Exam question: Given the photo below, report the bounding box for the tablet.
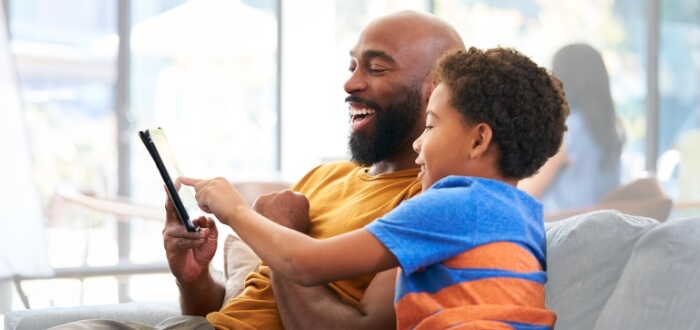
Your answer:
[138,128,200,232]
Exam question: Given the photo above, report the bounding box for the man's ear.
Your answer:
[470,123,493,159]
[421,74,436,108]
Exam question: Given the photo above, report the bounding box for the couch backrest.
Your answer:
[545,210,659,330]
[593,216,700,329]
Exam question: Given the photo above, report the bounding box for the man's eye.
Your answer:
[368,64,387,74]
[348,66,356,73]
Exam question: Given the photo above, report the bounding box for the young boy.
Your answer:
[182,46,568,330]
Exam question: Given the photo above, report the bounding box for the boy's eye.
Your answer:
[424,125,433,131]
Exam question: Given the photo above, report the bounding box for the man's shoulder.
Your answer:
[291,161,359,190]
[293,161,421,200]
[319,160,360,170]
[302,160,360,178]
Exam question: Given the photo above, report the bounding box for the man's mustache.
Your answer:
[345,96,382,112]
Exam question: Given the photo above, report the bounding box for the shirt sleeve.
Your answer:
[366,184,477,275]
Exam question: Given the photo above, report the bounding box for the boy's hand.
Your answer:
[179,176,249,225]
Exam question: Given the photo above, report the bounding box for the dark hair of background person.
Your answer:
[552,43,623,168]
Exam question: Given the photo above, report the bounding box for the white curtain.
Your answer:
[0,2,53,282]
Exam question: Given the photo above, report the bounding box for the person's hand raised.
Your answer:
[179,177,249,226]
[252,189,310,234]
[162,190,218,284]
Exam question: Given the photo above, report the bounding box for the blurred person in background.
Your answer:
[520,43,624,214]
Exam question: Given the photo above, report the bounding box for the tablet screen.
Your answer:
[140,128,200,232]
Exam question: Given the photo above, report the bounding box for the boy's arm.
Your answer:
[250,188,396,328]
[234,206,396,285]
[272,268,397,330]
[182,177,398,285]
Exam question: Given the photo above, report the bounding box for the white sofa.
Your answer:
[545,210,700,329]
[3,301,180,329]
[6,210,700,329]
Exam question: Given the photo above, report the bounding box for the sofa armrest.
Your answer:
[4,301,180,330]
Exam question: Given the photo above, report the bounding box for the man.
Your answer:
[50,10,465,330]
[169,9,465,330]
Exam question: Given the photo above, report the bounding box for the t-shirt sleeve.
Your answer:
[366,187,477,275]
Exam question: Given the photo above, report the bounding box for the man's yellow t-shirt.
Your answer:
[206,161,422,329]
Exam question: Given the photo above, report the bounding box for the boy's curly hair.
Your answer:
[432,47,569,180]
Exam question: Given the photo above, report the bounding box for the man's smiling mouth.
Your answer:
[350,108,376,123]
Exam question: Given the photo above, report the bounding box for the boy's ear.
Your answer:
[469,123,493,159]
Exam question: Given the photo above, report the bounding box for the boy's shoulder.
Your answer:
[430,175,511,190]
[425,175,539,211]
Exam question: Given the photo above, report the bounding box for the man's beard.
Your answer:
[348,89,422,167]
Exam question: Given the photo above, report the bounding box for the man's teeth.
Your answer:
[350,108,376,116]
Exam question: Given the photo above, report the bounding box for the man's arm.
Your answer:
[177,267,227,316]
[250,189,396,328]
[272,268,397,330]
[162,195,225,316]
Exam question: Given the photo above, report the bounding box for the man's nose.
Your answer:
[344,70,367,94]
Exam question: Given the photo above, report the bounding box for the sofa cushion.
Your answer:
[545,210,658,330]
[222,234,260,303]
[593,217,700,329]
[5,301,180,330]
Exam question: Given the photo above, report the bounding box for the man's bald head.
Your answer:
[366,10,465,52]
[360,10,466,84]
[345,10,465,168]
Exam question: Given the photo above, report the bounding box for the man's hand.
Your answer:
[162,193,218,284]
[252,190,310,233]
[163,191,226,316]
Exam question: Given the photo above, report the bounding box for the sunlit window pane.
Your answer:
[7,0,121,308]
[657,0,700,217]
[129,0,280,211]
[435,0,650,203]
[280,0,430,178]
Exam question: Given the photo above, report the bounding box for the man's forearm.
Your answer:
[272,275,365,330]
[177,270,226,316]
[271,269,396,330]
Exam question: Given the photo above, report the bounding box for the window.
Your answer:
[435,0,700,218]
[5,0,699,309]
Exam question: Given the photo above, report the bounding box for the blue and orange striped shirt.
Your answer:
[366,176,556,330]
